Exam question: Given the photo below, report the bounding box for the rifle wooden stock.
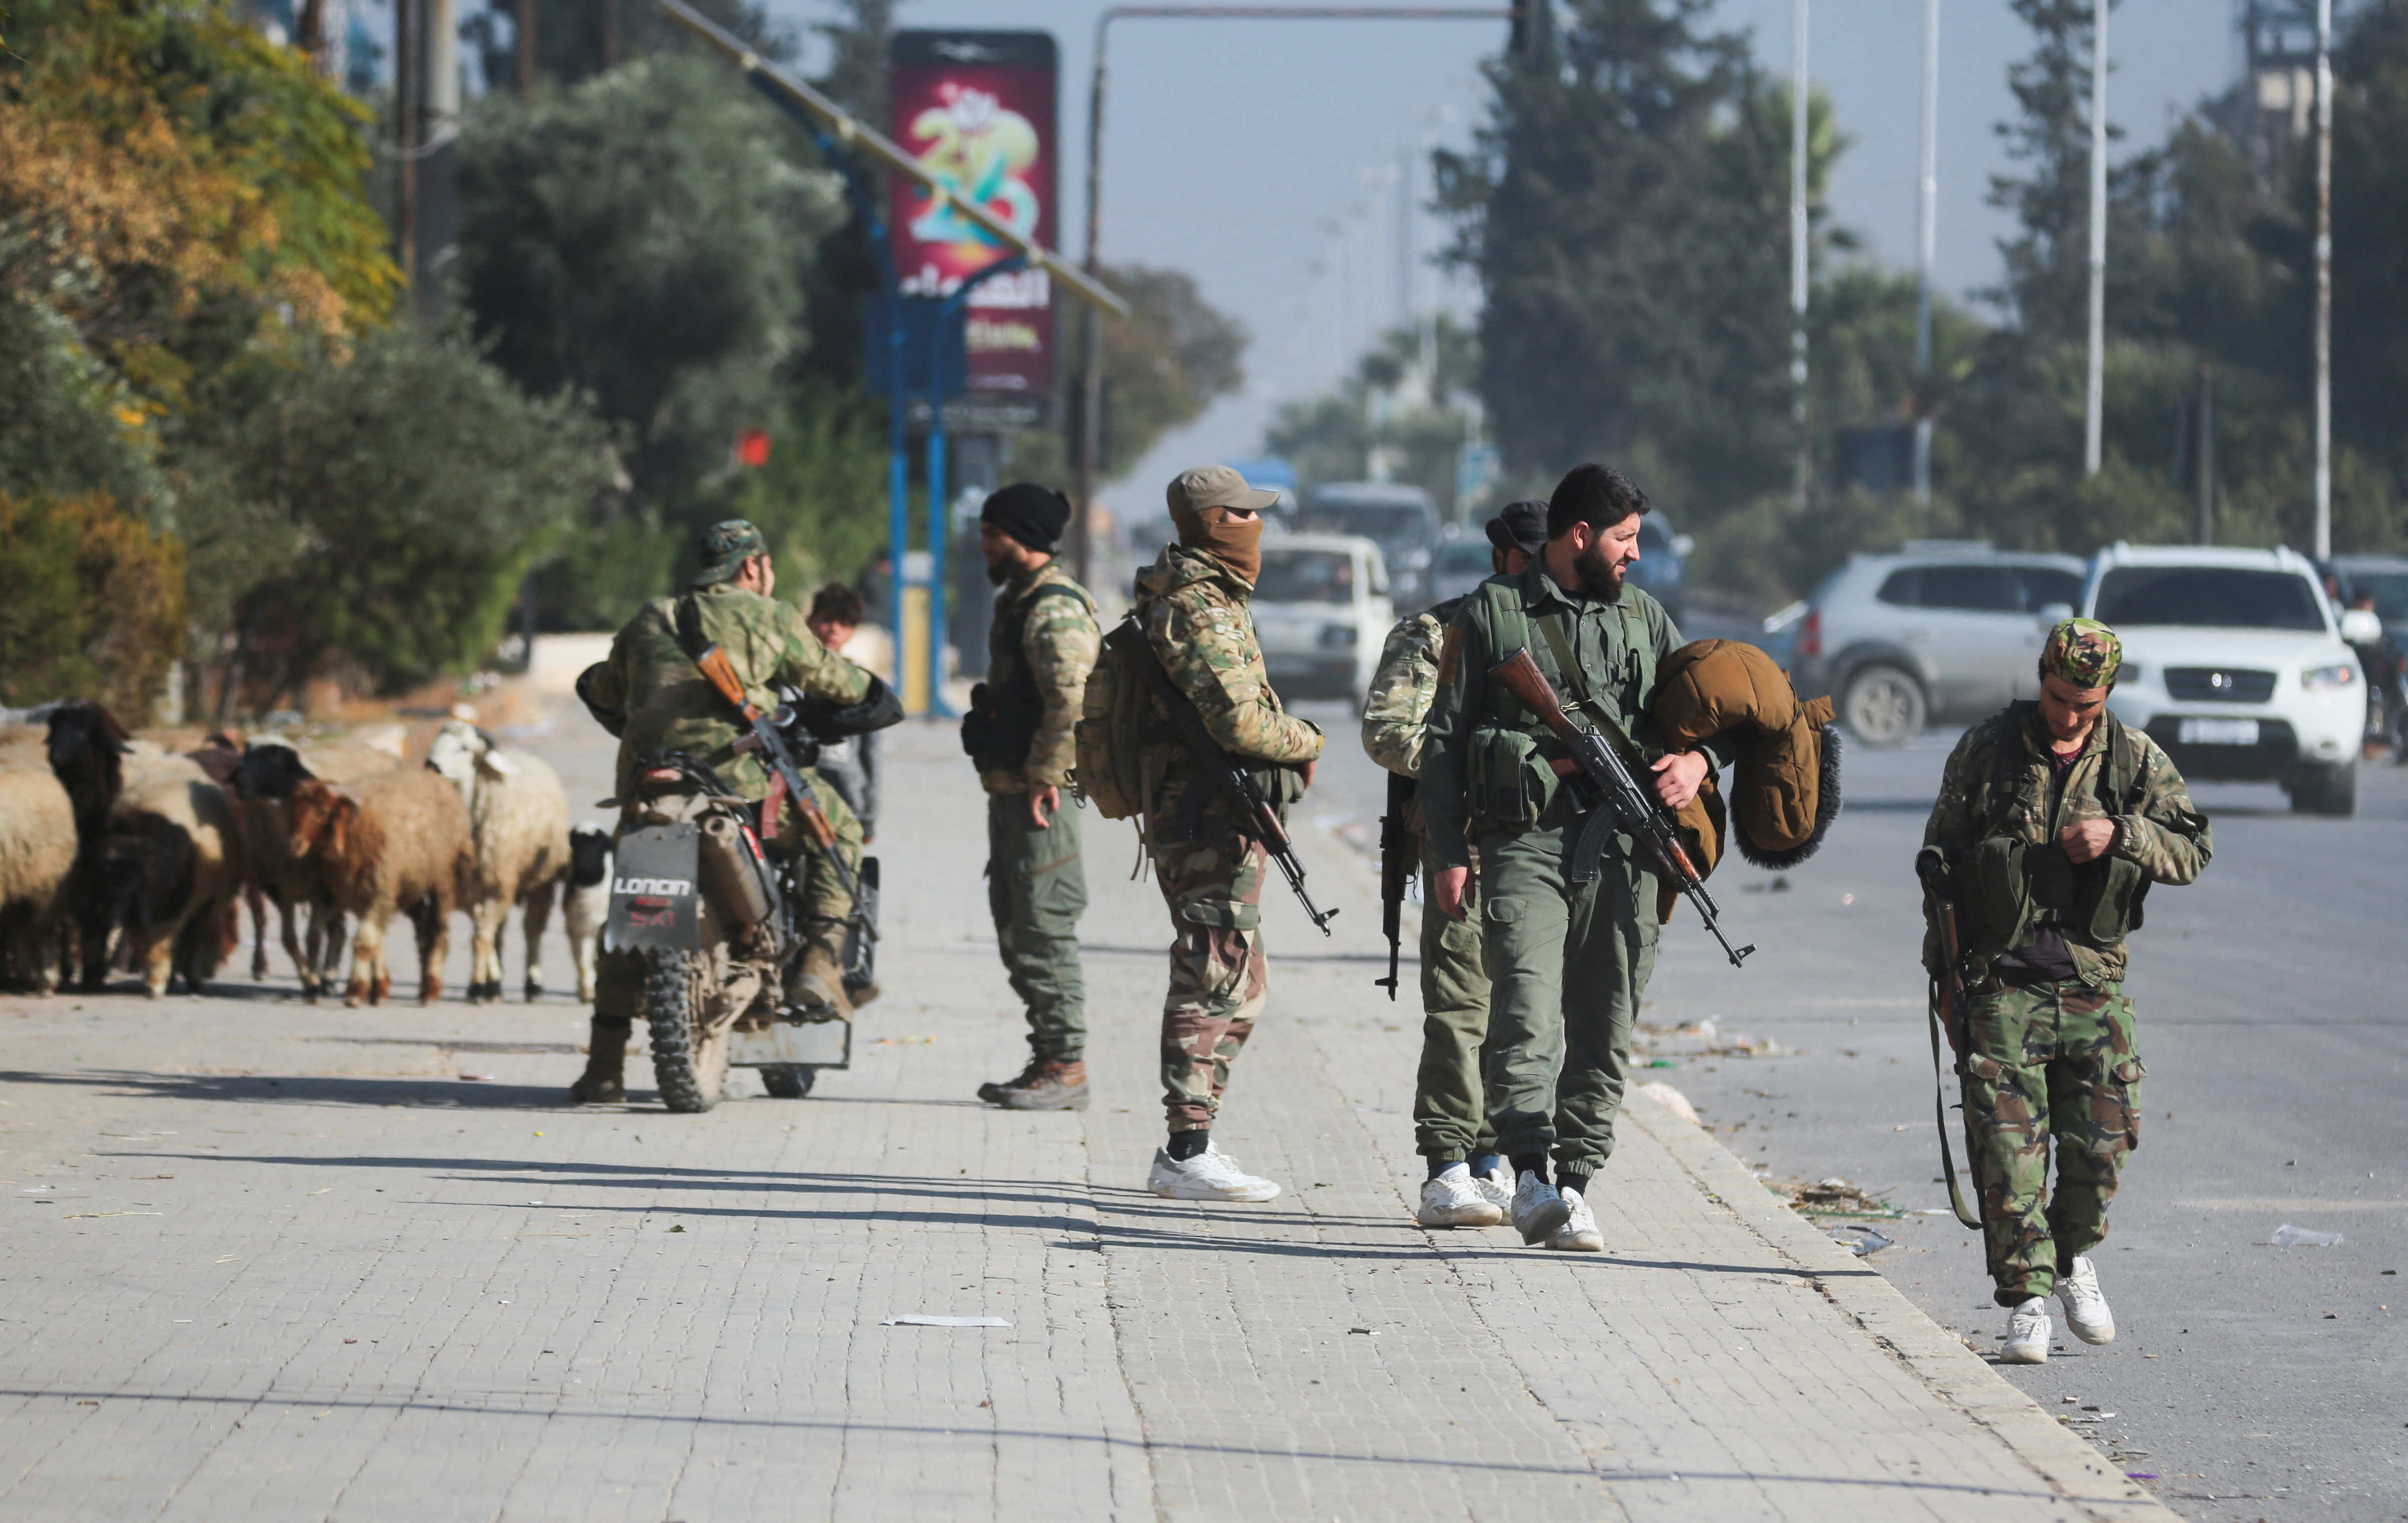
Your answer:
[1491,649,1572,735]
[693,644,759,720]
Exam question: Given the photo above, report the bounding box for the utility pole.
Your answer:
[602,0,620,69]
[2313,0,2332,559]
[2083,0,2108,476]
[517,0,536,93]
[1912,0,1937,506]
[1790,0,1810,511]
[395,0,418,285]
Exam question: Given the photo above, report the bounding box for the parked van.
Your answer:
[1248,535,1395,701]
[1300,483,1437,605]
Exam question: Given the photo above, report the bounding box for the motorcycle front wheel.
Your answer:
[643,948,729,1113]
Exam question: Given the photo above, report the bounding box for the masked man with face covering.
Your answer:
[1132,465,1325,1202]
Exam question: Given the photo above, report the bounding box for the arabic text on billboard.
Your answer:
[890,30,1058,403]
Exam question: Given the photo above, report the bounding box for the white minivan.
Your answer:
[1248,535,1394,701]
[2082,544,2379,816]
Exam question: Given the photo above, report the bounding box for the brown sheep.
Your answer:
[232,737,401,997]
[94,755,248,997]
[286,772,472,1007]
[0,730,76,992]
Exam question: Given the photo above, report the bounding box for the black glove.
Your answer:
[792,675,904,741]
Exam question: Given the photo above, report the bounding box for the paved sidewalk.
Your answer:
[0,722,2178,1521]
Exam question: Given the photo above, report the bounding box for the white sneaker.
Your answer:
[1473,1161,1514,1216]
[1148,1144,1280,1203]
[1509,1171,1571,1245]
[1547,1185,1605,1251]
[2000,1297,2051,1364]
[2056,1255,2115,1344]
[1417,1164,1504,1228]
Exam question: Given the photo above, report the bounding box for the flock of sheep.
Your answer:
[0,700,612,1008]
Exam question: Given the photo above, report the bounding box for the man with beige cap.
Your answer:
[1128,465,1324,1202]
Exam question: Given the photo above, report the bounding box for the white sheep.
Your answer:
[0,728,76,992]
[424,720,572,1003]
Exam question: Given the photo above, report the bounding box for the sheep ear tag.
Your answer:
[606,823,704,954]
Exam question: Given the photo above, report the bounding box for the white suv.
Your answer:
[2082,544,2372,816]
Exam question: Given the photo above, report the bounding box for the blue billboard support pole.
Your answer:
[924,252,1031,718]
[747,74,912,695]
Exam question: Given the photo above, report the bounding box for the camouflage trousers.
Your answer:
[1151,815,1269,1133]
[593,779,863,1029]
[987,792,1089,1062]
[1414,837,1499,1161]
[1961,974,2144,1306]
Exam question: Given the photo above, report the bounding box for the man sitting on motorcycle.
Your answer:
[570,519,889,1104]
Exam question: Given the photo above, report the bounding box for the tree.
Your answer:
[219,324,615,701]
[0,491,186,716]
[1264,314,1482,516]
[1437,0,1844,521]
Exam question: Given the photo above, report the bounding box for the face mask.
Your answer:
[1176,507,1264,585]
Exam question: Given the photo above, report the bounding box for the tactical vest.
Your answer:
[1954,702,2154,959]
[1463,576,1657,831]
[962,581,1090,774]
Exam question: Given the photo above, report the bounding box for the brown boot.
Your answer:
[991,1058,1089,1111]
[569,1020,628,1104]
[789,920,853,1022]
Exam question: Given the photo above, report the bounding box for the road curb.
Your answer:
[1623,1087,2182,1521]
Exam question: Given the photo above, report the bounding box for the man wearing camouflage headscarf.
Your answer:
[570,519,885,1103]
[1918,616,2212,1364]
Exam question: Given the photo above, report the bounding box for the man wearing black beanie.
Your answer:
[964,483,1103,1110]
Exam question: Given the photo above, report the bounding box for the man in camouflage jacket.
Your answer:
[1135,465,1323,1203]
[1919,617,2211,1363]
[570,520,880,1102]
[1361,501,1544,1229]
[963,484,1103,1111]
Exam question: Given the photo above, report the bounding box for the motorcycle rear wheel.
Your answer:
[644,949,729,1113]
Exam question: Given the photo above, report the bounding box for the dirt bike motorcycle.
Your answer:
[606,693,886,1112]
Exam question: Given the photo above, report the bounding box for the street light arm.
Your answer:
[658,0,1131,319]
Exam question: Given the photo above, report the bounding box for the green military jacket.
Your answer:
[587,582,873,802]
[1922,703,2212,985]
[1420,567,1707,872]
[1133,543,1324,822]
[981,560,1103,796]
[1360,596,1467,781]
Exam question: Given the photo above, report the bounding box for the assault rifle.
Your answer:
[1375,770,1416,998]
[1488,648,1754,968]
[1102,619,1337,936]
[1915,846,1983,1229]
[691,642,861,910]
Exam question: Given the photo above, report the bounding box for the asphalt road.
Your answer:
[1291,695,2408,1523]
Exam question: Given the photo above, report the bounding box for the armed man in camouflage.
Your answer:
[570,520,882,1103]
[963,484,1103,1111]
[1134,465,1324,1202]
[1362,500,1545,1229]
[1420,464,1722,1253]
[1920,617,2210,1364]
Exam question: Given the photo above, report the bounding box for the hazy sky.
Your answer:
[766,0,2246,516]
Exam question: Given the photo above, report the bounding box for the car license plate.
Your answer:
[2178,717,2260,746]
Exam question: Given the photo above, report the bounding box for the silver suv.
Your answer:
[1778,544,2088,746]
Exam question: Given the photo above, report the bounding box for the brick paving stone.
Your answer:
[0,721,2178,1522]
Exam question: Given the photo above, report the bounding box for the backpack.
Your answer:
[1072,617,1151,821]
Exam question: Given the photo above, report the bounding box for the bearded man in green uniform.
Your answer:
[1919,617,2211,1364]
[570,520,886,1103]
[1135,465,1324,1203]
[1361,500,1544,1230]
[1419,464,1720,1252]
[965,483,1103,1112]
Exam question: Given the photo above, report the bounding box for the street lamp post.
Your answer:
[1912,0,1938,507]
[2082,0,2109,477]
[1791,0,1810,511]
[2313,0,2332,560]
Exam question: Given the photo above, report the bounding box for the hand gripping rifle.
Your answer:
[1489,648,1754,968]
[1915,846,1983,1229]
[690,642,862,912]
[1102,619,1337,936]
[1375,770,1416,998]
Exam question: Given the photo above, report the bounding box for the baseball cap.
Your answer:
[1484,499,1550,557]
[1167,464,1280,518]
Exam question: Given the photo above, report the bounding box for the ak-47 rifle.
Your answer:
[690,640,861,911]
[1102,618,1337,936]
[1375,770,1416,998]
[1488,648,1754,968]
[1915,846,1983,1229]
